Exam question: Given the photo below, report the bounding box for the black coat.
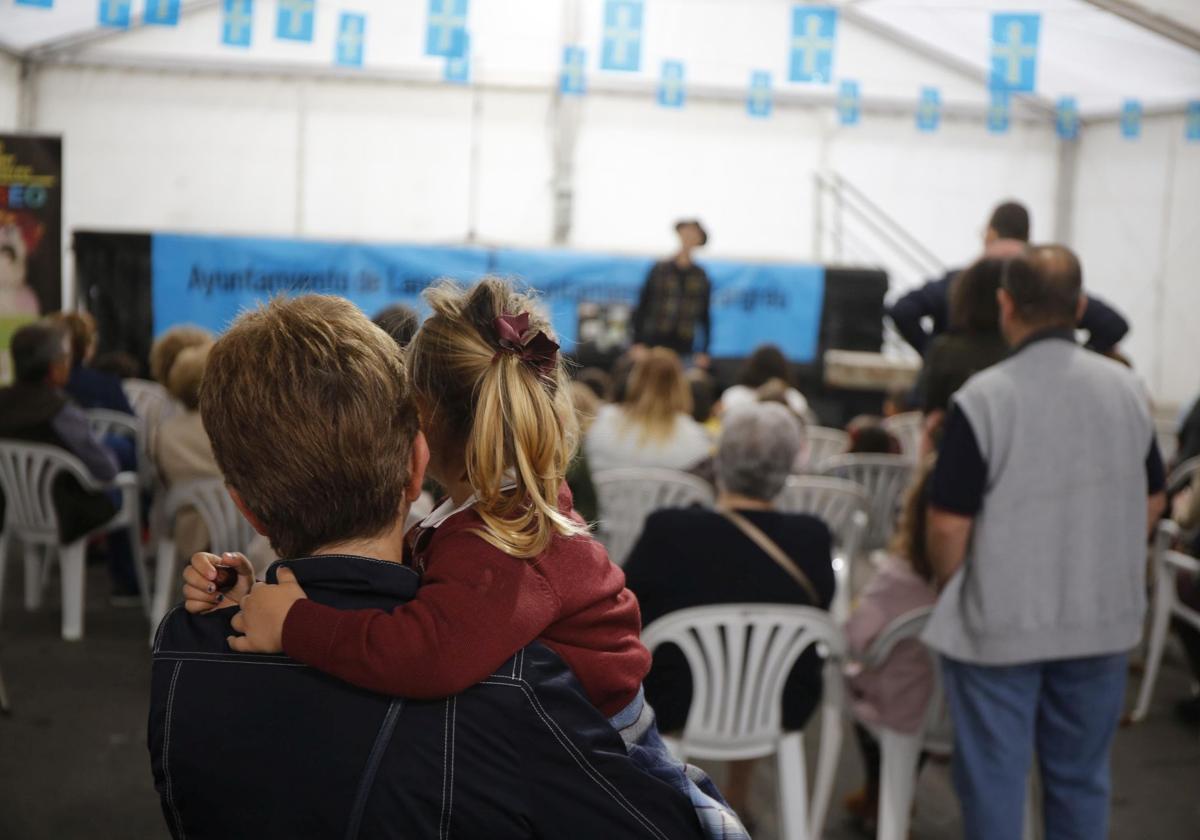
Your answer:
[623,507,835,732]
[148,554,704,840]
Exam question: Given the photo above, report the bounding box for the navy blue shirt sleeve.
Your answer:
[1146,438,1165,495]
[1079,294,1129,353]
[930,405,988,516]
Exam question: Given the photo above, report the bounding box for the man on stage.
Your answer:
[631,219,712,368]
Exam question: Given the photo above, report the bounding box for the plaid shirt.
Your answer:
[632,260,712,355]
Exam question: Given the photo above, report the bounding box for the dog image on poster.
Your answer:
[0,214,43,317]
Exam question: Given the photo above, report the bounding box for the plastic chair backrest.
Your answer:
[820,454,915,551]
[803,427,850,473]
[883,412,924,461]
[1168,455,1200,495]
[775,475,870,551]
[861,606,952,752]
[0,440,93,540]
[164,478,258,553]
[592,468,715,566]
[641,603,847,759]
[86,408,141,445]
[124,379,177,425]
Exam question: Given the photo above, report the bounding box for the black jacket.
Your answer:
[631,260,712,356]
[623,507,835,732]
[888,271,1130,356]
[148,554,704,840]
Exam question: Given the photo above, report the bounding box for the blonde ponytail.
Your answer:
[408,277,586,558]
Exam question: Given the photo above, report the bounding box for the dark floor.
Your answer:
[1,559,1198,839]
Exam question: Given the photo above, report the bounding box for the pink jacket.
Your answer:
[844,555,938,735]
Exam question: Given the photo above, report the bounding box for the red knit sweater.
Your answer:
[281,485,650,717]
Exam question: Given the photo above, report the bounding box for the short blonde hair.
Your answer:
[621,348,692,443]
[151,325,213,385]
[166,343,212,410]
[407,277,585,558]
[200,295,419,559]
[48,311,96,366]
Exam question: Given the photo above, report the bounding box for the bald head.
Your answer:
[999,245,1083,331]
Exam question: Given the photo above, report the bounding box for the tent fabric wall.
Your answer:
[0,53,19,132]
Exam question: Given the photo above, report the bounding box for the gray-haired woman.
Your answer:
[624,402,835,825]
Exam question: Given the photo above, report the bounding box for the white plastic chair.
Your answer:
[642,604,846,840]
[592,468,715,566]
[801,426,850,473]
[1130,519,1198,722]
[775,475,870,621]
[820,455,915,553]
[882,412,924,462]
[86,408,155,490]
[150,478,259,635]
[0,440,146,640]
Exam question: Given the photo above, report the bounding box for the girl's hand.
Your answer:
[227,567,307,654]
[182,552,255,614]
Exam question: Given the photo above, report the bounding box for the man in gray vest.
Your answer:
[923,245,1166,840]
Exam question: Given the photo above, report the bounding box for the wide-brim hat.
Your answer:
[674,219,708,246]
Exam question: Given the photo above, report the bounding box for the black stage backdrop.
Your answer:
[75,231,887,425]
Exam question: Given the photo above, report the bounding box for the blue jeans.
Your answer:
[942,653,1128,840]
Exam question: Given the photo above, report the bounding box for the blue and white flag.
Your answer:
[1187,101,1200,143]
[916,87,940,133]
[144,0,180,25]
[990,13,1039,93]
[1121,100,1142,139]
[988,89,1010,134]
[838,80,860,126]
[601,0,643,72]
[445,35,471,84]
[658,61,685,109]
[1056,96,1079,140]
[560,46,586,96]
[15,0,54,7]
[276,0,314,42]
[426,0,468,58]
[98,0,131,28]
[335,13,365,68]
[789,6,837,84]
[747,71,772,119]
[221,0,253,48]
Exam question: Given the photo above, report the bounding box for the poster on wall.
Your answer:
[151,233,826,363]
[0,134,62,380]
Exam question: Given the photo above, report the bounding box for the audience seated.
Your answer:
[91,350,142,380]
[567,380,600,523]
[150,294,710,839]
[1178,392,1200,466]
[585,347,712,473]
[0,321,139,599]
[687,368,719,433]
[133,325,213,453]
[372,302,419,348]
[757,377,811,470]
[1169,474,1200,724]
[914,258,1008,417]
[152,343,220,560]
[576,366,614,402]
[842,458,939,833]
[720,344,809,418]
[623,402,835,822]
[50,311,135,416]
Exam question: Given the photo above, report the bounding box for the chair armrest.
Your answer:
[1164,550,1200,577]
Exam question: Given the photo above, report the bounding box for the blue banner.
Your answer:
[917,87,940,132]
[560,46,586,95]
[445,36,471,84]
[601,0,643,72]
[988,88,1010,134]
[748,71,772,118]
[98,0,131,28]
[838,79,860,126]
[426,0,468,58]
[16,0,54,7]
[222,0,253,48]
[1187,101,1200,143]
[1121,100,1142,139]
[1057,96,1079,140]
[990,13,1039,93]
[276,0,314,42]
[151,234,826,362]
[789,6,837,84]
[336,13,365,67]
[145,0,180,26]
[658,61,685,108]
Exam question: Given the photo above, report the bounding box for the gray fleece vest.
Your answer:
[923,336,1154,665]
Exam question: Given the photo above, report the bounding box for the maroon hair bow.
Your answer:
[493,312,559,375]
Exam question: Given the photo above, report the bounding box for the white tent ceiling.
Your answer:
[1,0,1197,118]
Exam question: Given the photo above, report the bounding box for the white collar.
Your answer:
[418,479,519,530]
